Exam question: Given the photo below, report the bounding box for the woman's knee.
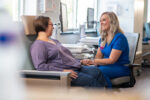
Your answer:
[98,67,112,75]
[81,66,102,78]
[81,66,100,72]
[71,72,94,86]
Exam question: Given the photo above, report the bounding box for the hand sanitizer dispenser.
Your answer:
[52,24,57,39]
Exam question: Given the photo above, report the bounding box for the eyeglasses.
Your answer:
[48,23,53,27]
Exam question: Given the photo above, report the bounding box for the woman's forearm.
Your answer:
[95,55,103,59]
[94,58,115,65]
[94,49,122,65]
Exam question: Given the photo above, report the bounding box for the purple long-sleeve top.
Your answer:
[30,39,81,71]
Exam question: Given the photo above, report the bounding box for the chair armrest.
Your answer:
[20,70,71,87]
[124,64,141,68]
[21,70,70,78]
[128,64,141,67]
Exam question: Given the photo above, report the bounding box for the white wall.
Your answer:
[147,0,150,22]
[23,0,60,24]
[36,0,60,24]
[23,0,37,15]
[97,0,134,33]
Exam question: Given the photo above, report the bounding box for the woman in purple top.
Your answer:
[30,16,107,88]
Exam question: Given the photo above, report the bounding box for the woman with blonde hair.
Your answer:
[82,12,130,88]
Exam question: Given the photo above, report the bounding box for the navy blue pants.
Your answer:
[71,66,107,88]
[98,65,130,88]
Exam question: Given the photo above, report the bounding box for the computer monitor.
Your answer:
[87,8,94,29]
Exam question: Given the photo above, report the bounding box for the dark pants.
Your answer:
[71,66,107,88]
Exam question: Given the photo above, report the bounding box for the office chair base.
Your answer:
[142,59,150,67]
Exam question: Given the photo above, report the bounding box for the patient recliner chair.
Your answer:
[21,16,71,88]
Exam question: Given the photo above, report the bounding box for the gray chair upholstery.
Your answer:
[111,32,140,87]
[21,16,71,88]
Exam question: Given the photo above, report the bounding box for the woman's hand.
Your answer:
[81,59,94,66]
[63,69,78,79]
[93,59,99,66]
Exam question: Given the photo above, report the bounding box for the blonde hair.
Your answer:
[99,12,124,47]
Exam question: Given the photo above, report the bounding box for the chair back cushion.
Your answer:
[124,33,139,64]
[21,16,36,35]
[21,15,37,70]
[22,35,36,70]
